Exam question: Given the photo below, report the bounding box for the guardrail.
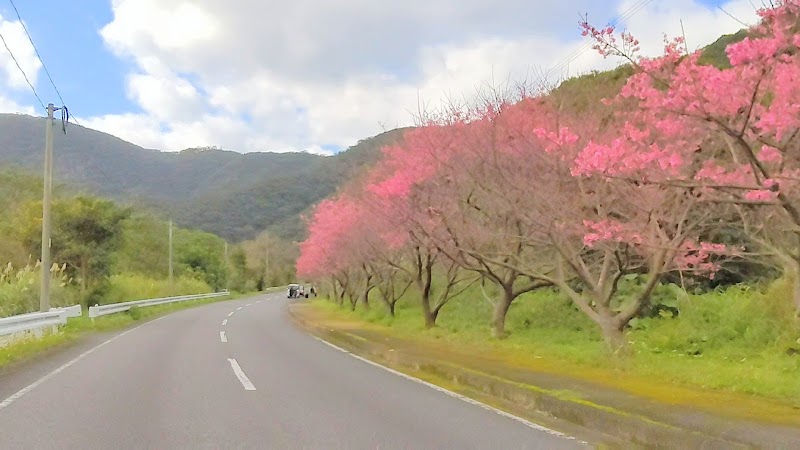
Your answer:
[0,309,68,337]
[51,304,82,318]
[88,291,230,318]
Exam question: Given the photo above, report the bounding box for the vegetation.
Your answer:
[0,263,78,317]
[296,1,800,403]
[0,116,406,242]
[234,230,299,290]
[311,276,800,404]
[0,168,265,318]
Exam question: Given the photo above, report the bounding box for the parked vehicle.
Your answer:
[287,283,301,298]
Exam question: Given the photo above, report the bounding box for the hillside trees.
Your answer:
[173,228,227,291]
[1,169,240,312]
[112,214,170,278]
[17,196,131,302]
[240,230,297,290]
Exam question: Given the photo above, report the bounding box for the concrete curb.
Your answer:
[288,305,799,449]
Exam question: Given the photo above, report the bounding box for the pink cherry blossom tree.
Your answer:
[297,196,378,310]
[366,129,478,327]
[578,0,800,313]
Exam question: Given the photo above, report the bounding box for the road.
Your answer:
[0,293,586,449]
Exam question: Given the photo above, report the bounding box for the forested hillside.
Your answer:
[0,115,406,241]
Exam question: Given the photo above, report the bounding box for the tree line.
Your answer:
[0,169,295,317]
[296,2,800,349]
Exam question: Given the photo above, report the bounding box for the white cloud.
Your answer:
[0,14,41,113]
[0,93,34,115]
[86,0,760,153]
[304,145,335,156]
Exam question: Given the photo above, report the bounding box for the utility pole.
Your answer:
[168,219,174,293]
[39,103,55,312]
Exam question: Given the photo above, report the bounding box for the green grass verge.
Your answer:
[0,289,278,369]
[311,279,800,408]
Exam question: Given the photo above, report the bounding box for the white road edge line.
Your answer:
[311,336,585,445]
[246,303,252,307]
[256,300,262,304]
[228,312,234,317]
[228,358,256,391]
[220,331,227,343]
[236,307,243,311]
[222,319,228,326]
[0,315,170,412]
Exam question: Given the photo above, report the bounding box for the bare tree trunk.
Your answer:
[332,278,346,307]
[379,288,397,316]
[330,278,340,304]
[340,277,358,311]
[421,295,437,328]
[377,290,394,315]
[347,281,358,311]
[490,285,513,338]
[599,318,626,353]
[415,249,437,328]
[361,285,373,309]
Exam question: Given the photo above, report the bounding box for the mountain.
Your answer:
[0,113,407,241]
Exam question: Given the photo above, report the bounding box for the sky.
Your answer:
[0,0,760,155]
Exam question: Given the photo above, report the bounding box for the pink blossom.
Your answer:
[744,190,777,201]
[759,146,783,163]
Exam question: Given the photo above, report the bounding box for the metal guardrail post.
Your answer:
[87,291,230,319]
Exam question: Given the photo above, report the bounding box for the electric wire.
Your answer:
[8,0,64,107]
[5,0,78,127]
[0,27,44,110]
[543,0,658,83]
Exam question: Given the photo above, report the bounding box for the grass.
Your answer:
[103,273,212,305]
[311,279,800,412]
[0,288,274,369]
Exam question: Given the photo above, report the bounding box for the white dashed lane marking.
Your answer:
[228,358,256,391]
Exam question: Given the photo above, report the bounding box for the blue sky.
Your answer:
[0,0,758,154]
[0,1,129,118]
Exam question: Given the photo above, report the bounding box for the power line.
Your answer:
[7,0,65,107]
[543,0,658,83]
[0,27,44,110]
[5,0,79,127]
[565,0,655,71]
[717,5,751,28]
[545,0,655,80]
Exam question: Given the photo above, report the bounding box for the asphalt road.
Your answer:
[0,293,586,449]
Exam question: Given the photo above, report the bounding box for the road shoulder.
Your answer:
[288,302,800,448]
